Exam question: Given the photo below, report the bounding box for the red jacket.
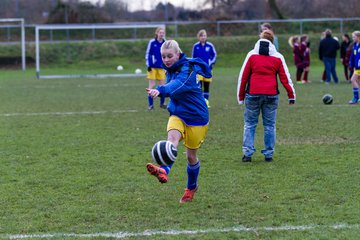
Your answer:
[237,39,296,103]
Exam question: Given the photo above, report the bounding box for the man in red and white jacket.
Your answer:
[237,35,296,103]
[237,30,295,163]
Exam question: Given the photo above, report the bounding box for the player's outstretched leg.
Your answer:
[146,163,168,183]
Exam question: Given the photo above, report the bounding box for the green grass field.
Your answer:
[1,64,360,239]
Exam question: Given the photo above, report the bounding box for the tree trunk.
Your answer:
[268,0,284,19]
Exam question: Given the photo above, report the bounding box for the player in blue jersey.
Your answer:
[145,27,166,110]
[146,40,212,203]
[348,31,360,104]
[192,29,217,108]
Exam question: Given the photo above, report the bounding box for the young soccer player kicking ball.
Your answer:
[146,40,212,203]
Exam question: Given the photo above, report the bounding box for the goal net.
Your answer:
[35,23,165,79]
[0,18,26,70]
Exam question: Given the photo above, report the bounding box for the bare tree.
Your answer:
[103,0,128,21]
[0,0,359,24]
[268,0,284,19]
[278,0,360,18]
[0,0,59,23]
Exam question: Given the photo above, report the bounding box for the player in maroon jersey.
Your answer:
[301,35,311,83]
[340,33,352,82]
[292,36,304,83]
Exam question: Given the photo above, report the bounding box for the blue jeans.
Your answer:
[243,94,278,158]
[323,57,339,83]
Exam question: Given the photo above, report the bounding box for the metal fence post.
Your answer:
[92,28,96,40]
[175,23,178,38]
[7,27,11,41]
[340,18,343,33]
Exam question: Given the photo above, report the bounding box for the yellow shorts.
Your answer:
[197,74,212,83]
[147,68,166,81]
[354,69,360,76]
[167,116,208,149]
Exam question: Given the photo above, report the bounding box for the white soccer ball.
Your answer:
[117,65,123,71]
[135,68,142,74]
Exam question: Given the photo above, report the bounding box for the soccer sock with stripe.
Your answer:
[296,68,303,81]
[303,71,308,81]
[203,82,210,100]
[161,163,173,175]
[353,88,359,100]
[160,96,165,105]
[186,160,200,190]
[148,94,154,107]
[203,92,210,100]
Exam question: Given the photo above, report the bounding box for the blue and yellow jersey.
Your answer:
[191,41,217,69]
[145,38,165,68]
[157,54,212,126]
[349,42,360,70]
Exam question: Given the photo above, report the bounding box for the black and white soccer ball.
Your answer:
[322,94,333,105]
[151,140,177,166]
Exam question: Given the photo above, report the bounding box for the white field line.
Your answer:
[0,110,138,117]
[5,224,360,239]
[0,103,355,118]
[0,83,144,89]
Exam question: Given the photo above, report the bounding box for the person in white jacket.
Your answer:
[237,30,296,163]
